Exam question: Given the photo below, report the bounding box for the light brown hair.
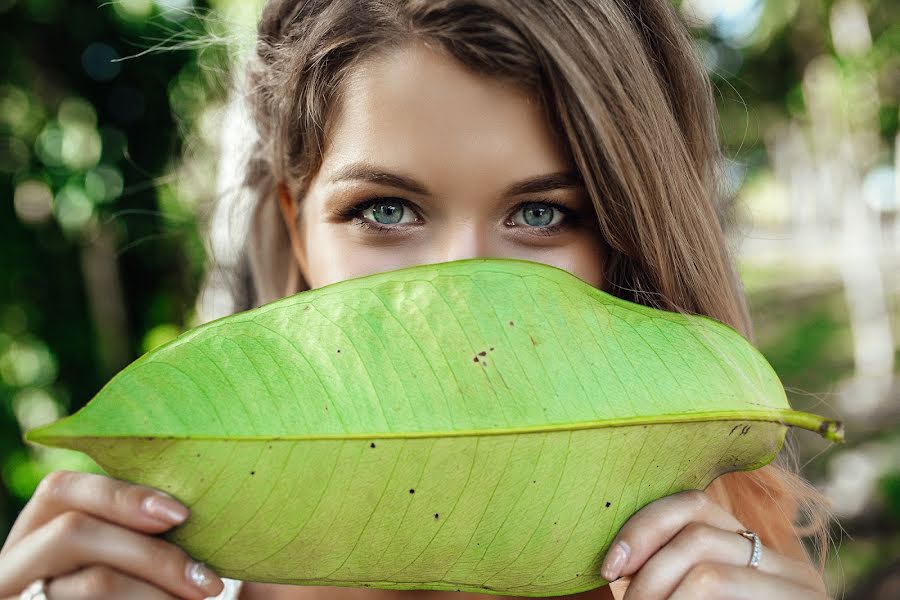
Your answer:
[200,0,833,572]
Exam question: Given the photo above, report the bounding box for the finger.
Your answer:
[668,563,831,600]
[0,512,223,599]
[600,489,744,581]
[2,470,189,553]
[622,523,826,600]
[46,565,181,599]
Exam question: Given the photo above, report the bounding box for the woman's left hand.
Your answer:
[599,489,830,599]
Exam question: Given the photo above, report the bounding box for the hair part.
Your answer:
[197,0,834,574]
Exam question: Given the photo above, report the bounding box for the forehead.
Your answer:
[319,42,572,189]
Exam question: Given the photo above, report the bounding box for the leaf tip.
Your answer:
[22,423,50,446]
[21,416,72,448]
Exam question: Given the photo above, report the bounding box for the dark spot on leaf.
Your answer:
[434,513,439,519]
[195,453,200,458]
[533,480,536,483]
[370,442,376,448]
[729,424,741,436]
[529,335,537,346]
[337,349,341,353]
[576,574,580,577]
[605,501,611,508]
[409,489,415,494]
[490,347,494,351]
[509,320,514,326]
[473,356,479,362]
[478,351,487,356]
[553,521,557,525]
[250,471,256,475]
[145,437,155,441]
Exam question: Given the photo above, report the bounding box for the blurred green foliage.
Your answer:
[1,0,217,531]
[1,0,898,598]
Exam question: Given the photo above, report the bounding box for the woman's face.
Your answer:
[283,41,605,290]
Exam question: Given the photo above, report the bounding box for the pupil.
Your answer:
[523,203,553,227]
[373,202,403,224]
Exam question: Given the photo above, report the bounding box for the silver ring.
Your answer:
[738,529,762,569]
[19,578,49,600]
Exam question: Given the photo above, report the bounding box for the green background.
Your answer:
[1,1,897,598]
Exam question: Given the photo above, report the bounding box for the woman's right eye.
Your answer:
[359,199,418,226]
[334,197,423,235]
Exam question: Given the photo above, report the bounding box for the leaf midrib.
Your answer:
[28,408,839,442]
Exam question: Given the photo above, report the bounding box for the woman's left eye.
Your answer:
[508,201,568,230]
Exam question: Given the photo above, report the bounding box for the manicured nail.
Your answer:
[601,539,630,581]
[142,493,189,525]
[187,561,223,595]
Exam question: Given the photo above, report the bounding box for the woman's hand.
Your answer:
[599,489,829,600]
[0,470,225,599]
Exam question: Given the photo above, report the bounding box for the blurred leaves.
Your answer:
[0,0,217,533]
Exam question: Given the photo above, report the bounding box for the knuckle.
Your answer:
[683,562,729,593]
[77,565,122,595]
[51,510,92,539]
[34,470,75,501]
[678,521,713,546]
[680,489,710,512]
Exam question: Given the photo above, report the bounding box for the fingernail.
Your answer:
[601,539,630,581]
[187,561,223,595]
[142,493,189,525]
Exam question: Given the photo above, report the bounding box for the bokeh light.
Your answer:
[13,180,54,225]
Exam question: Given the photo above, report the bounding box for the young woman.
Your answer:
[0,1,835,599]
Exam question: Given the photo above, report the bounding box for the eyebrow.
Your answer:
[328,162,583,197]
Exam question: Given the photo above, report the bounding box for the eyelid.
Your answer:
[336,197,423,222]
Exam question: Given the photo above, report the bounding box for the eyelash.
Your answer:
[337,198,579,237]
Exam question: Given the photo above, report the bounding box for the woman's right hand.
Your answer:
[0,470,225,599]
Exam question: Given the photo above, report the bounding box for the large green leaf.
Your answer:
[24,257,842,596]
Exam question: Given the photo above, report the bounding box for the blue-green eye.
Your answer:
[370,201,403,224]
[359,200,417,226]
[522,203,553,226]
[339,197,576,237]
[514,202,565,228]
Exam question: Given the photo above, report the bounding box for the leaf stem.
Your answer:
[774,409,845,443]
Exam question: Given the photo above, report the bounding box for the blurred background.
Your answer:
[0,0,897,597]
